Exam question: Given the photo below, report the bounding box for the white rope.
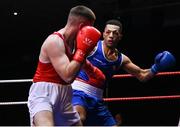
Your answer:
[0,79,31,105]
[0,101,27,105]
[0,79,32,83]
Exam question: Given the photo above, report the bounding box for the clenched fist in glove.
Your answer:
[77,60,106,88]
[73,26,101,63]
[151,51,176,74]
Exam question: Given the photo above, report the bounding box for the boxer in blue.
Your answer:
[72,19,176,126]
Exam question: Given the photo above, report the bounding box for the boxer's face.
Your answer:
[103,24,123,48]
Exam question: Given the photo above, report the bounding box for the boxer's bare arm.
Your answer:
[42,35,82,83]
[121,54,154,82]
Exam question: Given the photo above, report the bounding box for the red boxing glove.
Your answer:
[82,60,106,88]
[73,26,101,63]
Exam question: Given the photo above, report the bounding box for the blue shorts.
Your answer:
[72,90,116,126]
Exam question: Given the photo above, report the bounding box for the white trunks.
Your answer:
[27,82,80,126]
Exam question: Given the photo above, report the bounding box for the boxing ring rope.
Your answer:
[0,101,27,105]
[0,71,179,84]
[103,95,180,101]
[0,71,179,105]
[0,79,33,83]
[112,71,180,78]
[1,95,180,106]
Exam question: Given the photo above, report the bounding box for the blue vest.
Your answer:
[87,40,123,81]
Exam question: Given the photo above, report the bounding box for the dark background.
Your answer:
[0,0,179,126]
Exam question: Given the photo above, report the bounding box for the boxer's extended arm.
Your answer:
[122,51,176,82]
[122,54,154,82]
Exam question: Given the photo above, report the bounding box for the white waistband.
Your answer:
[71,80,103,99]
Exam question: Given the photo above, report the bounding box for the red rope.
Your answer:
[103,95,180,102]
[113,71,180,79]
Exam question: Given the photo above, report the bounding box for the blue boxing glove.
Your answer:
[151,51,176,74]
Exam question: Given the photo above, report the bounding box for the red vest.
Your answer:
[33,32,72,84]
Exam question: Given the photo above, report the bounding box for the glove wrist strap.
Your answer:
[73,49,86,63]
